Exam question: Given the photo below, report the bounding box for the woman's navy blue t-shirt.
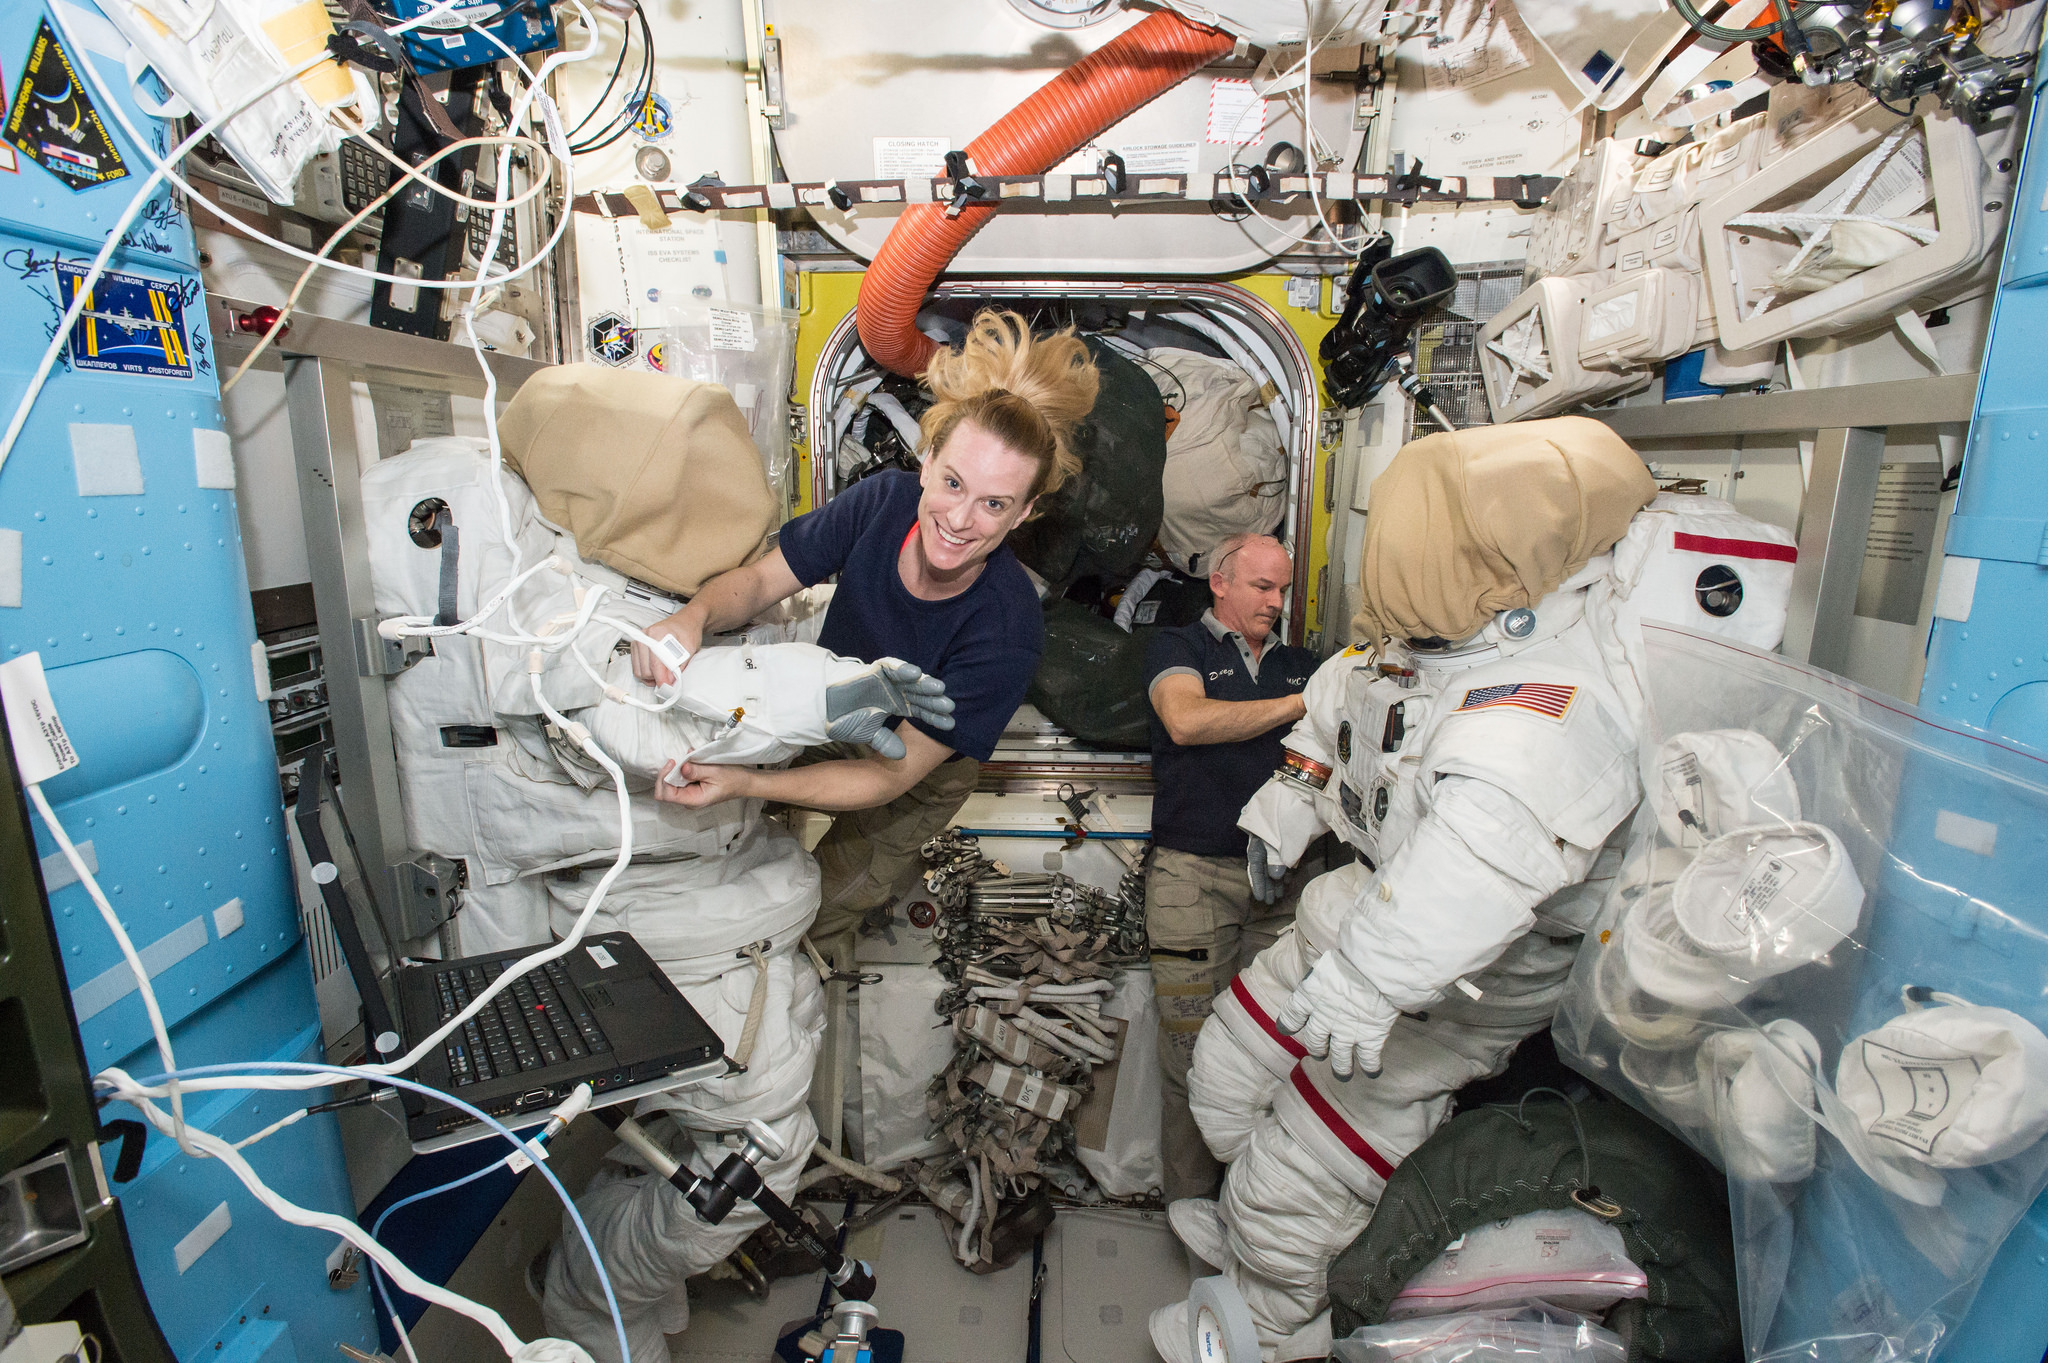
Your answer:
[777,470,1042,762]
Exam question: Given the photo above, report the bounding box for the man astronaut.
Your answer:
[1151,415,1662,1357]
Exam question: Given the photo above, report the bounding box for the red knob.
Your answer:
[236,305,287,337]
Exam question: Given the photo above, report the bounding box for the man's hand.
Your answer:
[825,658,956,759]
[654,759,751,808]
[631,612,704,688]
[1247,837,1288,906]
[1275,950,1399,1080]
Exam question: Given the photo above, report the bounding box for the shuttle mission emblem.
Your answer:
[588,312,637,367]
[7,19,127,190]
[56,263,193,380]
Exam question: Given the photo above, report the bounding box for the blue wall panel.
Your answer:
[1915,32,2048,1363]
[0,5,375,1358]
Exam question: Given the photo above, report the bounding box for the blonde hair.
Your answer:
[917,309,1100,501]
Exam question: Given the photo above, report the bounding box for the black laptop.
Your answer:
[294,768,726,1151]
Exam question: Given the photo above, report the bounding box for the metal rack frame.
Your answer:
[1591,372,1977,673]
[211,295,550,943]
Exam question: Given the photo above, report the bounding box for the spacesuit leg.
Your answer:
[805,746,982,970]
[541,1107,817,1363]
[1213,933,1580,1343]
[1149,848,1306,1201]
[1187,862,1371,1164]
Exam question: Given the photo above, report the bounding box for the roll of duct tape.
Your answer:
[1188,1275,1260,1363]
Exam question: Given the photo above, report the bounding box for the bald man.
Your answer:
[1143,534,1322,1201]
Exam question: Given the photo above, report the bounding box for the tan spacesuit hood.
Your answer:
[1351,415,1655,649]
[498,365,778,598]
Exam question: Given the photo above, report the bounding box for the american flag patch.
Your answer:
[1455,682,1578,720]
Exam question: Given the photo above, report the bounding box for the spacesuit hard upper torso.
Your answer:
[1244,563,1641,976]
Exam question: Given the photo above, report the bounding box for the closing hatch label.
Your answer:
[57,262,194,379]
[6,19,127,191]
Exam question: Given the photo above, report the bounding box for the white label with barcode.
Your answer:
[0,653,79,785]
[588,944,618,970]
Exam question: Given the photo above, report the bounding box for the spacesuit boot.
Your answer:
[1172,571,1644,1348]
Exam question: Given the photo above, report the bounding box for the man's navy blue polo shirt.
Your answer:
[1144,610,1317,857]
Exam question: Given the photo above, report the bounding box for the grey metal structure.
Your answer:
[1591,373,1977,674]
[211,294,552,943]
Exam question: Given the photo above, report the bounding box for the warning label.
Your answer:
[57,263,194,379]
[6,19,127,191]
[1857,1038,1981,1157]
[1725,849,1793,936]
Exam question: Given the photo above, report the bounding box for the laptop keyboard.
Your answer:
[434,958,612,1087]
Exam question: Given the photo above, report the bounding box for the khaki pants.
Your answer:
[802,745,982,971]
[1147,845,1314,1202]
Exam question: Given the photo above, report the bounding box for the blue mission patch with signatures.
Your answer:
[56,262,194,380]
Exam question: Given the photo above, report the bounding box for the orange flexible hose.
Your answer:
[854,9,1237,377]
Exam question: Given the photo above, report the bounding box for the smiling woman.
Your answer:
[630,308,1101,969]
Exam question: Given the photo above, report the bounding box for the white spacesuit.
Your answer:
[1155,418,1796,1357]
[358,424,947,1363]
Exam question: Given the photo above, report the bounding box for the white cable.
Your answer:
[105,1067,526,1354]
[222,129,555,392]
[0,34,345,480]
[26,784,197,1152]
[102,1066,623,1360]
[35,0,647,1106]
[49,6,590,294]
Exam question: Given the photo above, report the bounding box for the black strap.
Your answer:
[433,509,460,627]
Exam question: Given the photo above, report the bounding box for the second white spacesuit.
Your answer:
[357,407,950,1363]
[1156,417,1796,1356]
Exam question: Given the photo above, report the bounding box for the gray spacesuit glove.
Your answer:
[825,658,957,760]
[1274,950,1400,1080]
[1247,837,1287,906]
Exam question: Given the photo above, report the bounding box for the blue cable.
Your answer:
[118,1062,630,1363]
[368,1147,533,1358]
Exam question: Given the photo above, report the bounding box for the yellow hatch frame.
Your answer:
[790,271,1342,642]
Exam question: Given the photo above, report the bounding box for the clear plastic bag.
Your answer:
[1385,1209,1649,1320]
[640,301,800,511]
[1332,1305,1628,1362]
[1555,622,2048,1362]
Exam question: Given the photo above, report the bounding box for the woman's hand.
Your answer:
[653,759,751,808]
[631,611,705,687]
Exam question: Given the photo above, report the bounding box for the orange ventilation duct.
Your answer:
[854,9,1237,377]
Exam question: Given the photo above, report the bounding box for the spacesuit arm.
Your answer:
[1277,775,1588,1077]
[1235,649,1360,866]
[1337,775,1587,1012]
[566,642,953,782]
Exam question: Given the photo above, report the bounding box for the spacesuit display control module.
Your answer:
[1157,417,1797,1357]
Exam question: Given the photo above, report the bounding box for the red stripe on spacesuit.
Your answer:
[1230,976,1307,1059]
[1289,1065,1396,1180]
[1672,531,1797,563]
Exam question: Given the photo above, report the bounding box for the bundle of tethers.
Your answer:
[910,829,1145,1271]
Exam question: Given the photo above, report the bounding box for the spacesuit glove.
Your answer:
[825,657,956,759]
[1247,837,1287,906]
[1274,950,1398,1080]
